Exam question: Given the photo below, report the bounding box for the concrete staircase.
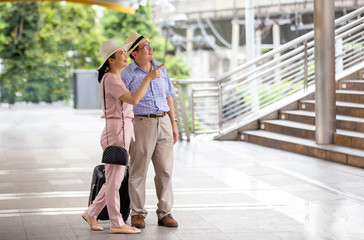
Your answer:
[240,72,364,168]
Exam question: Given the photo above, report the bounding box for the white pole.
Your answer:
[186,26,193,69]
[230,0,239,70]
[230,21,240,69]
[245,0,255,61]
[273,22,281,84]
[255,29,261,57]
[245,0,259,113]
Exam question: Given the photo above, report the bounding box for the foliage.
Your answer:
[0,2,40,103]
[101,4,190,79]
[163,54,191,80]
[38,2,103,69]
[0,2,190,104]
[0,2,101,104]
[102,3,158,42]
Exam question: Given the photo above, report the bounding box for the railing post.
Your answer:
[191,90,195,134]
[336,37,343,74]
[176,83,190,141]
[218,82,223,133]
[303,41,308,91]
[273,21,281,85]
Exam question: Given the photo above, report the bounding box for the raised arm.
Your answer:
[120,64,164,105]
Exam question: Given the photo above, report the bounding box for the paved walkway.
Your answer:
[1,104,364,240]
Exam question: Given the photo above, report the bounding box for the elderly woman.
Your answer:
[82,39,163,234]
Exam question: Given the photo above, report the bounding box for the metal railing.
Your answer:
[173,7,364,139]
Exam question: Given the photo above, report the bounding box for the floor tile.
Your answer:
[2,106,364,240]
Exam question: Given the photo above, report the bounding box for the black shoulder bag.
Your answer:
[101,77,128,165]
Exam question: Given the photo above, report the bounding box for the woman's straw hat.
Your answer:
[123,32,150,55]
[98,40,132,70]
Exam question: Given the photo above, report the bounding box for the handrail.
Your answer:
[174,78,214,84]
[172,7,364,137]
[214,7,364,83]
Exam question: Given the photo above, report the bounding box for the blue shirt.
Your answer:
[120,60,175,115]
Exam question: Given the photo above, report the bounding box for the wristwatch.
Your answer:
[172,117,178,122]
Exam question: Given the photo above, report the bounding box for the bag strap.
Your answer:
[102,76,125,148]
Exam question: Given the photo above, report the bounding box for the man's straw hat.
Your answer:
[123,32,150,55]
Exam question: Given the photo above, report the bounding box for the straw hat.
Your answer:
[123,32,150,55]
[98,40,132,70]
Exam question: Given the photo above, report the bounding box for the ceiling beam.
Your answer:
[0,0,136,14]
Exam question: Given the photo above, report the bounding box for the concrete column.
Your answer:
[314,0,336,144]
[245,0,255,61]
[245,0,259,113]
[273,22,281,84]
[255,30,261,57]
[175,45,181,57]
[186,26,193,69]
[218,58,224,76]
[273,22,281,56]
[230,20,240,69]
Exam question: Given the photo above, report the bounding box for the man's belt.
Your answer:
[135,112,167,118]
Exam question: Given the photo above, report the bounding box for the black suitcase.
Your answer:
[88,164,130,222]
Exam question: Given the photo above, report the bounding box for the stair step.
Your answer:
[260,120,364,149]
[260,120,315,139]
[337,115,364,132]
[336,90,364,103]
[337,115,364,123]
[335,129,364,149]
[240,130,364,167]
[299,100,316,111]
[279,110,315,124]
[336,101,364,118]
[299,100,364,117]
[280,110,364,132]
[339,80,364,91]
[336,90,364,94]
[301,100,364,108]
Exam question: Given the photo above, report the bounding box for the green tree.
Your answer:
[0,2,189,104]
[0,2,40,103]
[102,3,158,42]
[101,4,190,79]
[35,2,103,103]
[38,2,103,69]
[0,2,102,104]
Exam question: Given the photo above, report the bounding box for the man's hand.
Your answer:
[171,121,179,144]
[166,96,178,144]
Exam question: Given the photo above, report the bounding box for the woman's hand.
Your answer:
[146,64,164,81]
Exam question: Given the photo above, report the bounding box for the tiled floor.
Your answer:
[1,104,364,240]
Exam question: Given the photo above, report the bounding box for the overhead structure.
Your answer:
[165,0,364,20]
[0,0,140,14]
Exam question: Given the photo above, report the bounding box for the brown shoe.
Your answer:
[158,214,178,228]
[131,215,145,229]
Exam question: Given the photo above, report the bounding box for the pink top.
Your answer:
[100,72,134,120]
[100,73,135,151]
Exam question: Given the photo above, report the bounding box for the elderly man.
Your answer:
[120,32,178,228]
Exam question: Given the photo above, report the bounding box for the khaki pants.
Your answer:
[129,114,174,219]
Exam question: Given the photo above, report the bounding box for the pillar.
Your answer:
[314,0,336,144]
